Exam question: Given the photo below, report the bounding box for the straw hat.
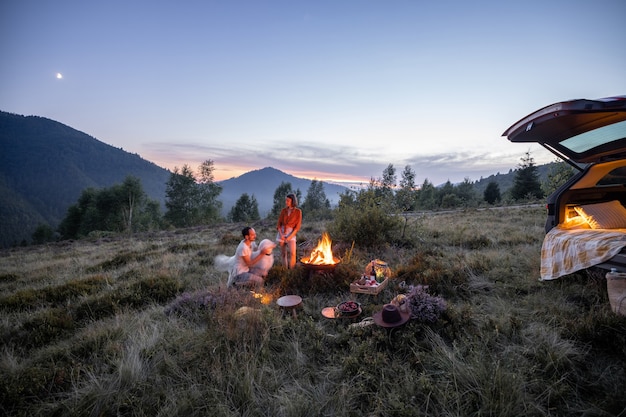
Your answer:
[372,304,410,328]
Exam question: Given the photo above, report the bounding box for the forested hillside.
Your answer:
[472,163,557,196]
[0,110,561,248]
[0,111,171,247]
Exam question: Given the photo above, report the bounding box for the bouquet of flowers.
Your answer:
[165,290,223,317]
[406,285,446,323]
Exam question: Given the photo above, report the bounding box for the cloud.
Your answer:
[140,140,553,186]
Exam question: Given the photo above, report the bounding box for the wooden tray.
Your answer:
[350,277,389,295]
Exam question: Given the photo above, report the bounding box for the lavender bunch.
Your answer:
[165,290,221,317]
[406,285,446,323]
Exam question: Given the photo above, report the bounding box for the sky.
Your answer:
[1,0,625,188]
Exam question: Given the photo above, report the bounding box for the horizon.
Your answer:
[214,164,518,190]
[2,1,624,186]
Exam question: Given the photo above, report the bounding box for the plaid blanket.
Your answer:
[540,227,626,280]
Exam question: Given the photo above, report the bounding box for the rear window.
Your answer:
[561,119,626,153]
[597,166,626,186]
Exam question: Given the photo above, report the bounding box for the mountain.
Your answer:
[0,110,557,248]
[471,163,558,195]
[218,167,349,217]
[0,111,349,247]
[0,111,171,247]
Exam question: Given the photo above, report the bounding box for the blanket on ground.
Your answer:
[540,227,626,280]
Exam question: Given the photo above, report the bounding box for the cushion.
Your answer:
[574,200,626,229]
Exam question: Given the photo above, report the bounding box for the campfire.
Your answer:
[300,232,340,270]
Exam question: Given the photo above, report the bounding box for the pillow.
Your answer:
[574,200,626,229]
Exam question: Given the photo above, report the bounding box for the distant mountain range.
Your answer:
[0,110,555,248]
[218,167,348,216]
[0,111,348,247]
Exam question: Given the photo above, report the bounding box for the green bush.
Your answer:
[328,189,403,248]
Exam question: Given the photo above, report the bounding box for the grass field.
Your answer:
[1,206,625,417]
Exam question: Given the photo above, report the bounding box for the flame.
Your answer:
[301,232,339,265]
[251,291,273,305]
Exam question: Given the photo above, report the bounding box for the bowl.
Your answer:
[336,300,360,316]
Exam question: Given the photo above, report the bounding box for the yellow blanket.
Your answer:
[540,227,626,280]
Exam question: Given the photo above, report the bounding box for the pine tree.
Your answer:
[455,178,477,206]
[484,181,501,204]
[301,180,331,219]
[395,165,417,212]
[371,164,396,206]
[58,176,159,238]
[269,182,302,218]
[229,193,260,222]
[542,161,575,196]
[416,179,437,210]
[164,165,198,227]
[164,160,223,227]
[510,151,544,201]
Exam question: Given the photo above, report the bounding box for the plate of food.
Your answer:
[321,301,362,319]
[336,301,361,318]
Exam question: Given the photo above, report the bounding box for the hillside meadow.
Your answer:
[1,206,625,417]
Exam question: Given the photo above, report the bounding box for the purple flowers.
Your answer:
[406,285,446,323]
[165,290,222,317]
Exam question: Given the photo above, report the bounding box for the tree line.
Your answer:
[30,153,573,245]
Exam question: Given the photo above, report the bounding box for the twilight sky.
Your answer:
[1,0,625,187]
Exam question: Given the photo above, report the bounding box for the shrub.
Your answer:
[328,189,403,248]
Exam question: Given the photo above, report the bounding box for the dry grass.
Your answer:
[1,207,625,417]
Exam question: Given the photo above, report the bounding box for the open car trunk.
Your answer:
[503,96,626,277]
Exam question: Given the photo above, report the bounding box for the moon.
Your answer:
[56,73,63,79]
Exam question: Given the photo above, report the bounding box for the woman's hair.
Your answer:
[286,193,298,207]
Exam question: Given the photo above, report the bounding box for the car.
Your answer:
[503,95,626,273]
[503,95,626,231]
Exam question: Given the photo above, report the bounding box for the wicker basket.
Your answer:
[606,271,626,316]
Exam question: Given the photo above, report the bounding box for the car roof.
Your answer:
[502,96,626,164]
